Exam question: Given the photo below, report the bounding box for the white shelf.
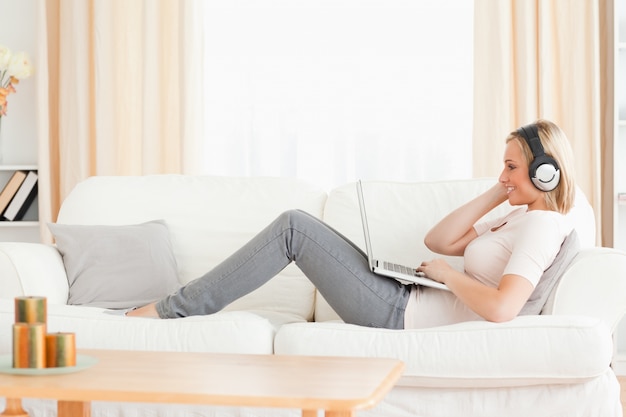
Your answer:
[616,0,626,251]
[0,221,38,227]
[612,353,626,375]
[0,168,40,233]
[612,0,626,374]
[0,165,38,171]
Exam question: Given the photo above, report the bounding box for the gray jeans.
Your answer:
[156,209,411,329]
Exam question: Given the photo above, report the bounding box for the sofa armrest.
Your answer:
[544,247,626,332]
[0,243,69,305]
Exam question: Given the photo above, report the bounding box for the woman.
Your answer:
[129,119,576,330]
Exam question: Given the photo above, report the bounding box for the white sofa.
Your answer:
[1,175,626,417]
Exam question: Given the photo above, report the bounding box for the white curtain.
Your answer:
[36,0,205,242]
[473,0,605,244]
[35,0,473,244]
[196,0,474,191]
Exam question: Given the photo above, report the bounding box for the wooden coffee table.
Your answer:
[0,349,404,417]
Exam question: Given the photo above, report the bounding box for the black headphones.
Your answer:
[516,123,560,192]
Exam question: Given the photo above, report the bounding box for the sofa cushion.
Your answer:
[543,247,626,331]
[0,299,275,355]
[316,179,514,321]
[48,220,181,309]
[315,179,597,322]
[274,315,612,388]
[0,243,69,304]
[55,175,328,322]
[519,230,580,315]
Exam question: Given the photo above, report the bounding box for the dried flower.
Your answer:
[0,45,34,118]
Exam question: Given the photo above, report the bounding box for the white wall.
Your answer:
[0,0,38,165]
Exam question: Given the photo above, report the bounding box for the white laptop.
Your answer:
[356,181,450,291]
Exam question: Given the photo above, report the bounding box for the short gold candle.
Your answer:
[46,332,77,367]
[15,296,47,324]
[13,323,46,368]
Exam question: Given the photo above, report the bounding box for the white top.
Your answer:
[404,208,574,329]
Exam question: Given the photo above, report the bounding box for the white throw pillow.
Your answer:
[48,220,181,309]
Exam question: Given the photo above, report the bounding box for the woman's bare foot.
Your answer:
[126,303,160,318]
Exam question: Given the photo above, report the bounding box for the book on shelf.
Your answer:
[0,170,28,215]
[2,170,38,221]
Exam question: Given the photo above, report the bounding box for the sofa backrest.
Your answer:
[315,178,596,322]
[52,175,596,324]
[56,175,328,322]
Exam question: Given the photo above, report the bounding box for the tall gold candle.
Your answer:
[15,296,47,324]
[46,332,76,367]
[13,323,46,368]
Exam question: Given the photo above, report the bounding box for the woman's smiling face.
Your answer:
[499,140,548,211]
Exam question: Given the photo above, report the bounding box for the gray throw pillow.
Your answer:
[519,230,580,316]
[48,220,181,309]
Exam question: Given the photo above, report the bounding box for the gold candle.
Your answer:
[46,332,76,367]
[15,296,47,324]
[13,323,46,368]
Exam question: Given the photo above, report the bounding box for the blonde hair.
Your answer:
[506,119,576,214]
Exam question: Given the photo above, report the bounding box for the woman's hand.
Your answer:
[416,258,454,284]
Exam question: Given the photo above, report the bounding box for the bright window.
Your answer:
[199,0,473,190]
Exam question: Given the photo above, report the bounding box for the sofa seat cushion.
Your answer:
[0,299,275,355]
[274,315,612,388]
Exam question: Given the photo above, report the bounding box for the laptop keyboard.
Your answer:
[383,261,417,276]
